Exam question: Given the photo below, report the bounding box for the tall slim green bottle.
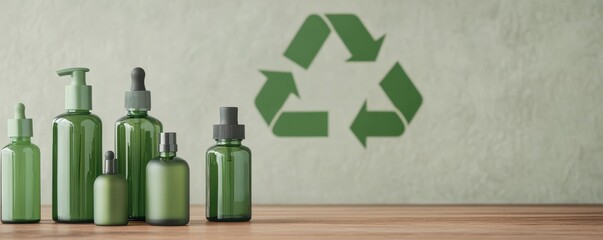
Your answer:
[52,67,102,223]
[146,132,189,226]
[1,103,40,223]
[115,67,162,220]
[206,107,252,222]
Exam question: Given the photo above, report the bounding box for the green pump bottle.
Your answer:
[52,67,102,223]
[146,132,189,226]
[115,67,162,220]
[206,107,252,222]
[1,103,40,223]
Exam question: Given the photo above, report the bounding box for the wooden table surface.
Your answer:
[1,205,602,239]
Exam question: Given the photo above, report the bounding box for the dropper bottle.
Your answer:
[1,103,40,223]
[206,107,252,222]
[115,67,162,220]
[94,151,128,226]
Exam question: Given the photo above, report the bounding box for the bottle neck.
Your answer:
[9,136,31,143]
[215,139,242,146]
[159,151,176,160]
[127,110,148,117]
[67,109,90,114]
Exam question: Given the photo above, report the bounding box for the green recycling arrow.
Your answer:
[326,14,384,62]
[380,62,422,123]
[351,101,405,147]
[258,13,422,146]
[273,112,328,136]
[350,62,422,147]
[284,15,331,69]
[255,71,299,124]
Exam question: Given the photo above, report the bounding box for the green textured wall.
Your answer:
[0,0,602,204]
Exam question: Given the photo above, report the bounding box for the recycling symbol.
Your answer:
[255,14,422,147]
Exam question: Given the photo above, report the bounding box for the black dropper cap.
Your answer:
[125,67,151,110]
[213,107,245,140]
[131,67,146,91]
[104,151,118,174]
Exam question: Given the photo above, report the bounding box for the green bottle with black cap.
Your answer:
[206,107,252,222]
[94,151,128,226]
[52,67,102,223]
[146,132,189,226]
[1,103,40,223]
[115,67,162,220]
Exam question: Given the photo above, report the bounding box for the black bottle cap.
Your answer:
[104,151,118,174]
[213,107,245,140]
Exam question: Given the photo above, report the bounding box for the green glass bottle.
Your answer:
[146,132,189,226]
[94,151,128,226]
[1,103,40,223]
[52,67,102,223]
[206,107,251,222]
[115,67,162,220]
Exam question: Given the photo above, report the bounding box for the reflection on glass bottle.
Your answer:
[1,103,40,223]
[52,68,102,223]
[206,107,251,222]
[115,67,162,220]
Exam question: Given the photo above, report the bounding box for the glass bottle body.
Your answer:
[115,110,162,220]
[1,137,40,223]
[94,174,128,226]
[206,139,251,222]
[52,110,102,223]
[146,152,189,226]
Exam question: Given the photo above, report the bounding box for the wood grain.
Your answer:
[1,205,603,239]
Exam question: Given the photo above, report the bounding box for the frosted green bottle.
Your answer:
[52,67,102,223]
[146,132,189,226]
[1,103,40,223]
[115,67,162,220]
[206,107,251,222]
[94,151,128,226]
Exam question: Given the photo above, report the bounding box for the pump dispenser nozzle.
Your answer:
[7,103,33,137]
[56,67,92,111]
[213,107,245,140]
[104,151,118,174]
[125,67,151,111]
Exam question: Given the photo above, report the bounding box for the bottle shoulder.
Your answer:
[2,142,40,152]
[148,157,189,168]
[2,142,40,156]
[53,112,102,124]
[115,114,163,127]
[206,143,252,154]
[94,174,127,188]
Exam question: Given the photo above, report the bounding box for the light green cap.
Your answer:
[57,67,92,110]
[7,103,33,137]
[125,67,151,111]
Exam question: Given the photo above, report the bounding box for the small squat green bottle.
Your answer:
[146,132,189,226]
[94,151,128,226]
[1,103,40,223]
[115,67,162,220]
[206,107,252,222]
[52,67,102,223]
